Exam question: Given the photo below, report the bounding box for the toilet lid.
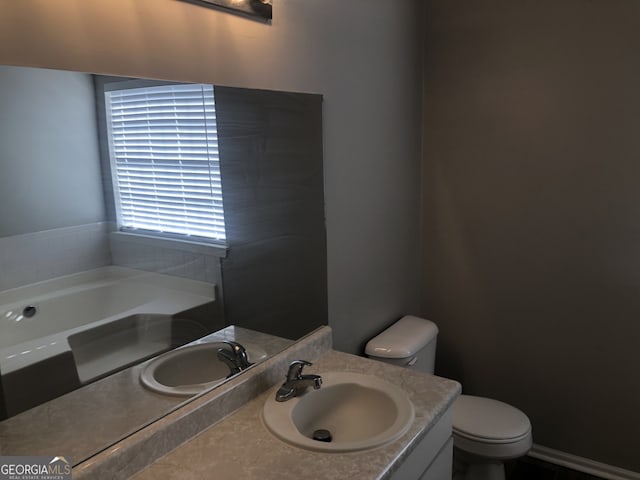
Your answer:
[453,395,531,443]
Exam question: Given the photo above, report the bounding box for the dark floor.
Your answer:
[506,456,605,480]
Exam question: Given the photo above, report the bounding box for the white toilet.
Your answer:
[365,315,532,480]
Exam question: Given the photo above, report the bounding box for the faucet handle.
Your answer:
[286,360,312,381]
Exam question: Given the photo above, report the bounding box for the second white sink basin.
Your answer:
[140,341,267,396]
[262,371,415,452]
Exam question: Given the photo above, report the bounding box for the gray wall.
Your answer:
[421,0,640,472]
[0,0,423,354]
[0,66,105,237]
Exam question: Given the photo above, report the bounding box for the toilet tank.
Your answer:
[365,315,438,374]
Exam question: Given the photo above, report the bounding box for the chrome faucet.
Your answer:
[216,340,253,378]
[275,360,322,402]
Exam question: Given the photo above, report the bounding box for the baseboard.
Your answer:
[529,444,640,480]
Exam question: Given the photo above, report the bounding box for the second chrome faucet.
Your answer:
[275,360,322,402]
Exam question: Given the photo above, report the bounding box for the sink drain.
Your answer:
[312,429,332,443]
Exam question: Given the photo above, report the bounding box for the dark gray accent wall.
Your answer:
[421,0,640,472]
[215,86,327,340]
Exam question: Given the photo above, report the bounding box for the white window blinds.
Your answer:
[105,83,225,242]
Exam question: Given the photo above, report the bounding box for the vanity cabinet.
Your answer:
[390,410,453,480]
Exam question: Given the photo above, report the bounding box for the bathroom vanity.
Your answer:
[73,327,460,480]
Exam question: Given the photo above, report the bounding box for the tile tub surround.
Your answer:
[129,339,460,479]
[0,326,292,465]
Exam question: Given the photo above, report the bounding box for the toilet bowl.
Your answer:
[366,315,532,480]
[451,395,531,480]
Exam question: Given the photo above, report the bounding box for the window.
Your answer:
[104,83,225,243]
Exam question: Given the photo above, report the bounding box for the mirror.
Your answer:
[0,65,326,463]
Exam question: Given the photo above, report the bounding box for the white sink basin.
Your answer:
[262,371,414,452]
[140,341,267,396]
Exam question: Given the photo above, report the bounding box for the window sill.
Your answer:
[110,231,228,258]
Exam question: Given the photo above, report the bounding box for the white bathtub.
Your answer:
[0,266,215,384]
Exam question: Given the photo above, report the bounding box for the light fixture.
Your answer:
[185,0,272,21]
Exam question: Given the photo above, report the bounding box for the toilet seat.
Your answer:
[452,395,532,460]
